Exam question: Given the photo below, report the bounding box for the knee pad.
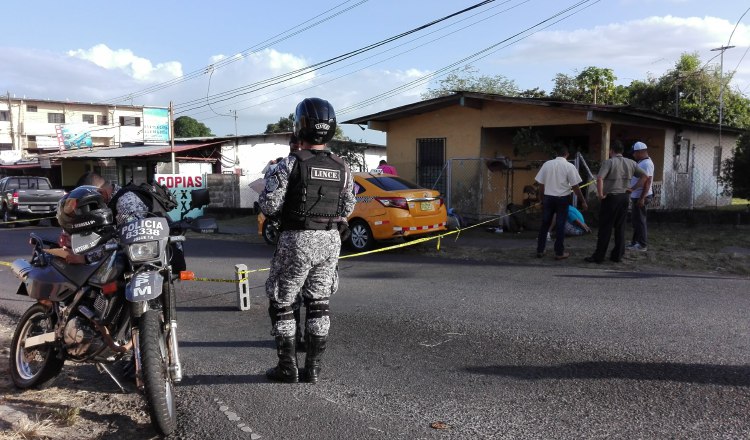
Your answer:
[304,299,330,319]
[269,303,295,323]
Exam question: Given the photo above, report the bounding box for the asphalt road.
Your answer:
[1,225,749,439]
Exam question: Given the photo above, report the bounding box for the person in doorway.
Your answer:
[377,160,398,175]
[584,141,647,263]
[626,141,654,252]
[260,97,356,384]
[534,145,588,260]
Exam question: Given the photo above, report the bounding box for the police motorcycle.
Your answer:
[8,186,210,436]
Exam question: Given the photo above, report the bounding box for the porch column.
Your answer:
[600,120,611,162]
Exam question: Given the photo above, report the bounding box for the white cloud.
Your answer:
[68,44,182,82]
[494,15,750,91]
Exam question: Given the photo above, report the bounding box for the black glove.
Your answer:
[338,221,351,242]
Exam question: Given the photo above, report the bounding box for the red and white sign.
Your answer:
[155,174,204,189]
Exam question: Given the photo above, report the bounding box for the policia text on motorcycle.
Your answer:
[259,97,356,384]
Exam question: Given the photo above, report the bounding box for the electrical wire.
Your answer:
[104,0,368,104]
[174,0,498,113]
[338,0,599,115]
[193,0,595,122]
[190,0,528,119]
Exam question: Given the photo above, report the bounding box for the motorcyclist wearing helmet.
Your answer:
[76,172,151,225]
[259,98,356,384]
[57,172,154,265]
[56,184,116,264]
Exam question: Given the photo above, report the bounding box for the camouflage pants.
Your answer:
[266,229,341,337]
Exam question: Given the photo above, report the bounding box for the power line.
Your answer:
[104,0,368,104]
[338,0,600,115]
[174,0,498,113]
[193,0,596,123]
[191,0,529,119]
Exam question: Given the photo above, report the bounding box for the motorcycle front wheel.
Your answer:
[139,309,177,436]
[10,303,64,389]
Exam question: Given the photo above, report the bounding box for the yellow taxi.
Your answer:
[258,171,447,251]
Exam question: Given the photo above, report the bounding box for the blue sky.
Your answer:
[1,0,748,144]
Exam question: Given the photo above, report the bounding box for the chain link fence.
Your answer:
[444,158,555,224]
[658,144,731,209]
[414,149,739,226]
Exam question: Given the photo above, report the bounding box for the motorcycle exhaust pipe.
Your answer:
[11,259,32,280]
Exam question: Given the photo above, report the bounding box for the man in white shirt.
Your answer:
[534,145,588,260]
[626,141,654,251]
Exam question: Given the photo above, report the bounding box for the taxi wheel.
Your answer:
[262,221,279,245]
[347,220,373,251]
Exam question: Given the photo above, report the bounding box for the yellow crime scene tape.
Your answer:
[3,180,596,283]
[0,215,57,226]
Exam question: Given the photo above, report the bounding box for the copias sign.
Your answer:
[154,174,207,221]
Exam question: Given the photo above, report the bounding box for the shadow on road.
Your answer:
[555,272,748,281]
[181,339,274,349]
[466,361,750,386]
[180,373,267,386]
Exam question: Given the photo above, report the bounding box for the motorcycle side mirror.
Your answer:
[189,189,210,210]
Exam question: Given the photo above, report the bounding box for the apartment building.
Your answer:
[0,97,168,157]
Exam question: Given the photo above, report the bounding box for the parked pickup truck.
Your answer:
[0,176,65,227]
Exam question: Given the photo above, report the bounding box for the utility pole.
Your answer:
[169,101,176,174]
[710,45,735,149]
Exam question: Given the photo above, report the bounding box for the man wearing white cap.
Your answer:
[626,141,654,251]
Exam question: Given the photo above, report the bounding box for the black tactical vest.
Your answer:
[108,183,176,220]
[281,149,348,231]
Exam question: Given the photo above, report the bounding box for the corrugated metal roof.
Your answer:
[38,140,226,159]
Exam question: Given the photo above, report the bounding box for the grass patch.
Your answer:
[50,406,79,427]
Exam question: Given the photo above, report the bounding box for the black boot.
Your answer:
[302,334,327,384]
[266,336,299,383]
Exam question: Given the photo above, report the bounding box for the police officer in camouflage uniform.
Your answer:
[259,98,356,384]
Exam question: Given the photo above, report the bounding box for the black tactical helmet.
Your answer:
[294,97,336,145]
[57,185,113,234]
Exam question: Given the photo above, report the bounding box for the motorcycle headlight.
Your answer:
[127,241,159,262]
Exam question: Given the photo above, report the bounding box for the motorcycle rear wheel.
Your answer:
[139,309,177,436]
[10,303,64,389]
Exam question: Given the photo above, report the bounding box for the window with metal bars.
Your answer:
[416,138,446,194]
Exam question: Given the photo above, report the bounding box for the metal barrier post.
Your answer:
[235,264,251,311]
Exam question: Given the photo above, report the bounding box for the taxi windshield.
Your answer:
[365,176,423,191]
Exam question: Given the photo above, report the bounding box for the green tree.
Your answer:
[174,116,213,137]
[329,140,367,171]
[720,132,750,199]
[576,66,617,104]
[550,73,585,102]
[421,65,520,100]
[550,67,621,104]
[264,113,295,133]
[628,53,750,128]
[519,87,547,98]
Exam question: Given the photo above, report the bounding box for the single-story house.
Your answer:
[344,92,742,219]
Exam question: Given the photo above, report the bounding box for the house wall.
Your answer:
[363,147,387,172]
[1,99,159,157]
[660,127,738,209]
[379,99,738,212]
